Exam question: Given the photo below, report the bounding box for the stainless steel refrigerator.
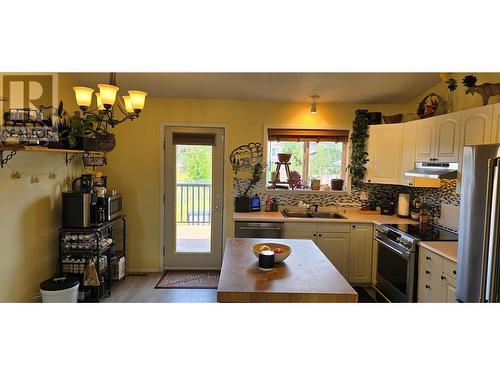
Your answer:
[457,144,500,302]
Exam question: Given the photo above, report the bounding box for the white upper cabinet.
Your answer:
[415,113,460,163]
[459,105,493,146]
[435,112,461,162]
[400,121,417,186]
[365,124,403,184]
[491,103,500,143]
[415,117,437,162]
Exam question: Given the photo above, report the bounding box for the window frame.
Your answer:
[263,125,351,193]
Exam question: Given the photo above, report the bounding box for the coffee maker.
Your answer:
[62,174,107,228]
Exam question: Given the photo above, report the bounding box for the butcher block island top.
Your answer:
[217,238,358,303]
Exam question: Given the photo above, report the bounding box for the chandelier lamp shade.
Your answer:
[72,73,147,127]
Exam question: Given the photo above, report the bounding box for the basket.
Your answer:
[383,113,404,124]
[82,154,107,167]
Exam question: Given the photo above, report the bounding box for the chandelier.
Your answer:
[73,73,147,127]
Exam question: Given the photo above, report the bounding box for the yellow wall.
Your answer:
[404,73,500,114]
[0,73,82,301]
[100,97,403,271]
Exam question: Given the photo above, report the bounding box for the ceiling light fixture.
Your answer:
[73,73,147,127]
[311,95,320,114]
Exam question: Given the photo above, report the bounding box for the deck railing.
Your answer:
[176,183,211,224]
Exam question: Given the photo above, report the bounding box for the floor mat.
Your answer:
[155,271,220,289]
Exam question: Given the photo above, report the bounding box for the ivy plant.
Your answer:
[348,109,370,189]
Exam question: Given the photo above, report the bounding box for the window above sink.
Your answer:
[264,127,350,193]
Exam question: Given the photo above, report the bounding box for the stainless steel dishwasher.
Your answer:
[235,221,284,238]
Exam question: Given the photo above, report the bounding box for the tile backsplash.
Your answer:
[237,179,460,219]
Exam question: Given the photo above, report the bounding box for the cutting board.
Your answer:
[440,203,460,231]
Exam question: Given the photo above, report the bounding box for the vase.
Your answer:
[447,89,456,113]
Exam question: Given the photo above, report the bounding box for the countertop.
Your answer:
[217,238,358,303]
[419,241,458,263]
[233,211,419,225]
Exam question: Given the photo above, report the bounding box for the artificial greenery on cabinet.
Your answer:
[348,109,370,189]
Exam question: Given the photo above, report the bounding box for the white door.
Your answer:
[164,127,225,269]
[365,124,403,184]
[348,224,373,284]
[442,276,457,303]
[435,112,460,162]
[400,121,417,186]
[460,105,493,146]
[316,232,350,278]
[415,117,436,162]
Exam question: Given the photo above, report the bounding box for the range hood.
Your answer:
[405,162,458,179]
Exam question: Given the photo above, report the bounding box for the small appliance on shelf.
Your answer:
[62,173,122,228]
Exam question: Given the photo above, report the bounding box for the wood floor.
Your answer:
[104,273,217,303]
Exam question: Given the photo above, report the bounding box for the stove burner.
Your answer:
[386,223,458,241]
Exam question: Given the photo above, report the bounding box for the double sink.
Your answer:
[281,209,348,219]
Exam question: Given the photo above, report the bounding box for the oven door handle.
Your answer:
[373,236,410,259]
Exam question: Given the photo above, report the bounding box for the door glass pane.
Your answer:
[377,244,408,295]
[175,144,212,253]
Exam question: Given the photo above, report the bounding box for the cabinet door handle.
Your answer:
[426,256,431,260]
[352,225,356,229]
[425,285,431,289]
[313,233,316,237]
[425,270,431,274]
[441,275,446,280]
[318,234,322,237]
[453,270,456,275]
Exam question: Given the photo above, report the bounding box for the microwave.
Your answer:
[98,193,123,221]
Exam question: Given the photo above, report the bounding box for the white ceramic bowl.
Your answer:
[252,243,292,263]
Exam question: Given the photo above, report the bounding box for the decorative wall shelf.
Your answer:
[0,145,100,168]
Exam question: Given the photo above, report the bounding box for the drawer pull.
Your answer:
[453,270,456,275]
[426,256,431,260]
[441,275,446,280]
[425,270,431,275]
[425,285,431,289]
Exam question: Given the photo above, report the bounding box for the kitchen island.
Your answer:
[217,238,358,303]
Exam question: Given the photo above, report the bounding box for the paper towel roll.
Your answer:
[398,193,410,217]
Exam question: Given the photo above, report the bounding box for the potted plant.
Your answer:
[62,113,116,152]
[234,163,263,212]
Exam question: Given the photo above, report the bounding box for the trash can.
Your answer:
[40,274,80,303]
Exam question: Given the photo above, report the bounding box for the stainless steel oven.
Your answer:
[374,225,418,303]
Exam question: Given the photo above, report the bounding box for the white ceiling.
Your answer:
[71,73,440,104]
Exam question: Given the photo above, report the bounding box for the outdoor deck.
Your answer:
[176,223,211,253]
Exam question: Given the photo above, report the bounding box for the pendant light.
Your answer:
[72,73,147,127]
[311,95,320,114]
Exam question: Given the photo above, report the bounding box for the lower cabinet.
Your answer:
[283,222,373,284]
[316,232,350,279]
[348,224,373,284]
[417,247,457,303]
